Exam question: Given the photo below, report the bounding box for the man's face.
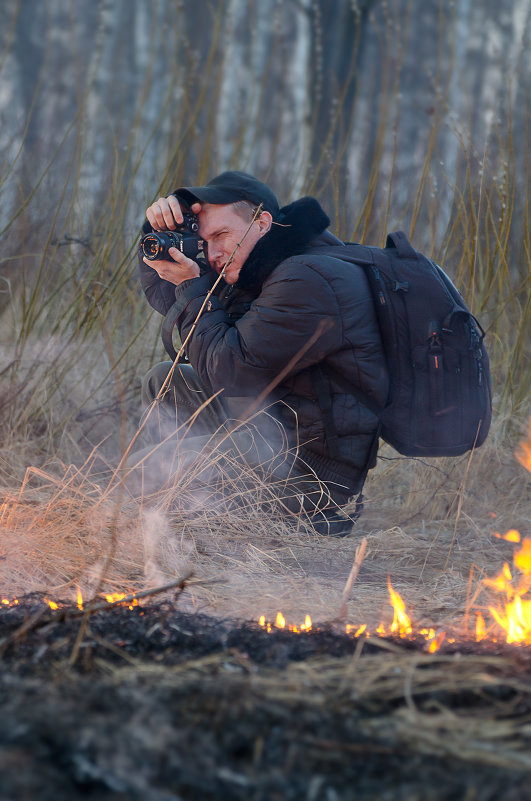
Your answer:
[198,203,269,285]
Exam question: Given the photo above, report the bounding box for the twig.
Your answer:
[75,571,196,616]
[337,537,368,619]
[0,572,197,655]
[67,570,196,667]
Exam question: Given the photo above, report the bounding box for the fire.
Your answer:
[475,612,486,641]
[76,587,83,610]
[258,612,312,634]
[493,529,520,543]
[105,592,127,604]
[514,539,531,573]
[484,533,531,645]
[346,623,367,637]
[258,583,443,651]
[388,578,413,636]
[515,417,531,471]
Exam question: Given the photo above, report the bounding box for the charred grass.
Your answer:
[2,597,531,801]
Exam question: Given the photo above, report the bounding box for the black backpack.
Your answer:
[317,231,492,457]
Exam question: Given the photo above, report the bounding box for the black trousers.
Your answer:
[127,362,351,519]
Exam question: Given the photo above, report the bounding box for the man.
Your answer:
[137,171,388,535]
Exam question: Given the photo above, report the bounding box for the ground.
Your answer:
[1,595,531,801]
[1,425,530,799]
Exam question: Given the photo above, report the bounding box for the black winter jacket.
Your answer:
[139,197,388,495]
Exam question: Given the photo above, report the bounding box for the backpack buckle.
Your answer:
[392,280,409,292]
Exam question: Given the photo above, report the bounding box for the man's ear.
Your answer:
[259,211,273,236]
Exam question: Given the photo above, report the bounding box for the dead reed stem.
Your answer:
[338,537,368,620]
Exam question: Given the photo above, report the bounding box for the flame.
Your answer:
[475,612,486,641]
[493,529,521,542]
[484,563,514,596]
[257,584,444,652]
[346,623,367,637]
[426,631,446,653]
[489,595,531,644]
[483,529,531,645]
[514,539,531,572]
[105,592,127,604]
[76,587,83,610]
[387,579,413,637]
[515,418,531,472]
[45,598,59,611]
[258,612,312,634]
[300,614,312,632]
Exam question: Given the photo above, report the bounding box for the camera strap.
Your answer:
[161,302,182,361]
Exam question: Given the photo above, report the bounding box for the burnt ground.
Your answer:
[1,597,531,801]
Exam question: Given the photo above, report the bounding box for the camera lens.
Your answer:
[141,230,200,262]
[142,234,162,259]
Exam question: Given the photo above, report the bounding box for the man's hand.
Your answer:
[146,195,202,231]
[144,247,201,286]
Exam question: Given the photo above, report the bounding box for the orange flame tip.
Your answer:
[427,631,446,653]
[300,614,312,631]
[275,611,286,629]
[515,418,531,473]
[475,612,486,641]
[387,579,413,636]
[514,539,531,572]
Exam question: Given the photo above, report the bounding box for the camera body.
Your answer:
[140,210,203,262]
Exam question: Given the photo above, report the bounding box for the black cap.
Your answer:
[176,171,280,217]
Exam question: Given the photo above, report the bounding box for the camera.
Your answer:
[140,210,203,262]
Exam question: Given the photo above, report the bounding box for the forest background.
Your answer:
[0,0,529,628]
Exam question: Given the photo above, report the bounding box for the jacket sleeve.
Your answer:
[138,250,182,315]
[172,259,343,399]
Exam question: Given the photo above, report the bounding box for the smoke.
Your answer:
[140,507,194,588]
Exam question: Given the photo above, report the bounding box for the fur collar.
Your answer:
[235,196,330,292]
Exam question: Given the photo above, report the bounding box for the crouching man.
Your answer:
[135,171,388,535]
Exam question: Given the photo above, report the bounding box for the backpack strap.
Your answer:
[353,427,380,517]
[161,301,181,361]
[310,366,341,459]
[386,230,418,259]
[311,364,383,459]
[311,365,380,518]
[321,363,384,418]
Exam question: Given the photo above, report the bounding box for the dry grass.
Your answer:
[0,408,529,649]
